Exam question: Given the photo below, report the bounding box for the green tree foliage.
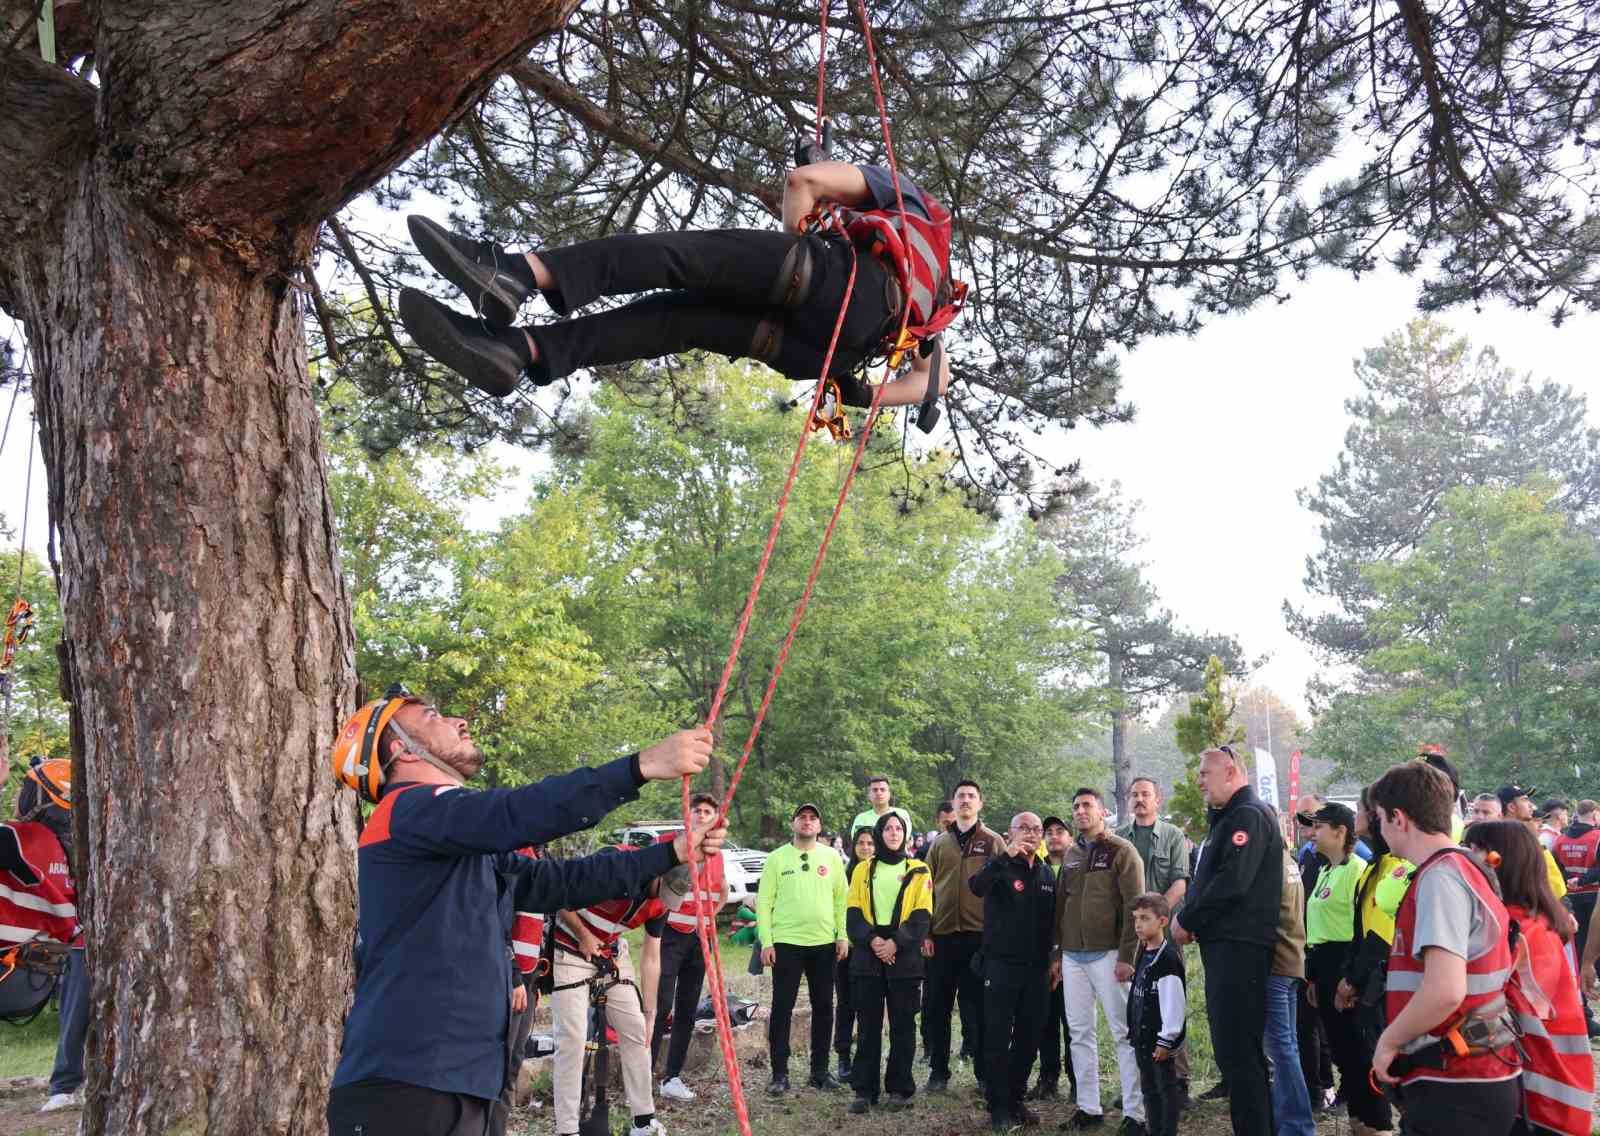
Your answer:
[1041,482,1248,815]
[511,362,1107,838]
[1289,318,1600,671]
[321,1,1600,499]
[0,549,70,782]
[1168,656,1248,836]
[1309,484,1600,798]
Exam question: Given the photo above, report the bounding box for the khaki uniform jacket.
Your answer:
[1272,848,1307,980]
[925,822,1000,935]
[1053,830,1145,966]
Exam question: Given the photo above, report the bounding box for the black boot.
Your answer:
[398,289,546,398]
[407,216,534,326]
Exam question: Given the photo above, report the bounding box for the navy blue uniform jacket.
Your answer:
[331,755,678,1101]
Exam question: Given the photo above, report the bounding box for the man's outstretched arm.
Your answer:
[782,161,871,232]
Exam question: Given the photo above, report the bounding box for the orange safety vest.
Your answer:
[0,821,79,948]
[510,846,544,975]
[843,190,966,349]
[1385,849,1519,1084]
[1503,905,1594,1134]
[1550,828,1600,892]
[554,892,664,954]
[662,849,725,935]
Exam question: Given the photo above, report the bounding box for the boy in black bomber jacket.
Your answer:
[1127,893,1186,1136]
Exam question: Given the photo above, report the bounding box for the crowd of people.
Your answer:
[696,751,1600,1136]
[5,698,1599,1136]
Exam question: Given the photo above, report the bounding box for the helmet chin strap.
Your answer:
[386,722,471,785]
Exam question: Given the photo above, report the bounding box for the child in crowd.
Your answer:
[1127,893,1186,1136]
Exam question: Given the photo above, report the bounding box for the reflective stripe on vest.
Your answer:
[843,192,954,333]
[512,912,544,973]
[664,852,725,933]
[1505,907,1595,1133]
[553,894,661,951]
[1551,829,1600,888]
[1385,849,1519,1083]
[0,821,78,946]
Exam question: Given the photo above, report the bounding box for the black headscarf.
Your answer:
[873,812,907,866]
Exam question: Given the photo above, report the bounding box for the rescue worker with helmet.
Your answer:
[1,757,87,1113]
[1368,761,1522,1136]
[397,157,964,433]
[325,685,726,1136]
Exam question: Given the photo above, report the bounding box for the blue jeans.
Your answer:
[49,947,88,1095]
[1264,975,1315,1136]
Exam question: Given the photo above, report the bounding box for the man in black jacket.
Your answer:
[969,812,1057,1133]
[1171,747,1283,1136]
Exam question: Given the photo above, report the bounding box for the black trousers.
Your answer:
[924,930,984,1080]
[850,974,920,1100]
[328,1080,490,1136]
[1308,951,1391,1131]
[1396,1077,1519,1136]
[1200,940,1274,1136]
[532,230,895,386]
[1036,977,1076,1094]
[981,959,1049,1113]
[489,977,537,1136]
[1137,1050,1181,1136]
[1296,979,1331,1097]
[768,942,836,1079]
[649,927,707,1082]
[834,956,856,1063]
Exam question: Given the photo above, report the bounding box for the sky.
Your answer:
[4,260,1600,725]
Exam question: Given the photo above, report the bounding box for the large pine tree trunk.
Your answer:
[17,181,358,1135]
[0,5,578,1128]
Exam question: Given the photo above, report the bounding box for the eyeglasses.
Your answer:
[1011,824,1043,835]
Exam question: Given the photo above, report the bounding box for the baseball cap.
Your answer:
[1495,784,1536,809]
[792,802,822,820]
[1041,815,1069,832]
[1295,801,1356,831]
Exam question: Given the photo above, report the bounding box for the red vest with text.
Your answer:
[1386,849,1518,1084]
[0,822,80,948]
[510,846,545,975]
[1503,905,1593,1134]
[1551,828,1600,892]
[663,851,725,934]
[555,893,665,954]
[844,190,963,342]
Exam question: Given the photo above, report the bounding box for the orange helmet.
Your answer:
[1417,742,1447,758]
[20,757,71,814]
[332,684,424,803]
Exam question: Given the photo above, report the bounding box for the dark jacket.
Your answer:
[846,857,933,980]
[1127,938,1186,1056]
[332,756,678,1102]
[969,852,1056,967]
[926,821,1000,935]
[1179,785,1283,949]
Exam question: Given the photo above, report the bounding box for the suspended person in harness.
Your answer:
[0,758,89,1113]
[325,685,727,1136]
[396,148,966,433]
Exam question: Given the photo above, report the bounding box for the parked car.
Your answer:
[605,823,768,907]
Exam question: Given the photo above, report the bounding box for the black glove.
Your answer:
[793,119,831,168]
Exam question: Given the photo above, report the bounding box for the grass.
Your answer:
[0,1004,61,1079]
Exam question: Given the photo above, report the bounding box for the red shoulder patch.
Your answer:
[1390,866,1407,879]
[1231,830,1249,846]
[817,865,829,877]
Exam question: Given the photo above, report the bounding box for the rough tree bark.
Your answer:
[0,3,578,1132]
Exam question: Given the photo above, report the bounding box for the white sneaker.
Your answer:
[630,1120,667,1136]
[659,1077,696,1102]
[40,1093,79,1113]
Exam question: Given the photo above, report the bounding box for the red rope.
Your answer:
[680,3,916,1132]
